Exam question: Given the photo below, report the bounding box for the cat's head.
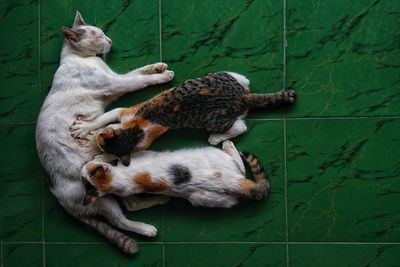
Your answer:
[81,161,113,206]
[96,126,145,166]
[62,11,112,57]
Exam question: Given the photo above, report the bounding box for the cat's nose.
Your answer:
[106,37,112,44]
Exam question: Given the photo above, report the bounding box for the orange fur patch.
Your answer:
[90,166,113,192]
[123,116,151,130]
[120,105,141,117]
[134,172,167,192]
[137,124,169,150]
[238,179,257,198]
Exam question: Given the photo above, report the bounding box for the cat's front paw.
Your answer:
[139,224,158,237]
[208,135,224,145]
[159,70,174,83]
[70,120,96,138]
[146,70,175,86]
[141,62,168,75]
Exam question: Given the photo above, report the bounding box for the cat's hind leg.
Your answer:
[121,195,169,211]
[222,140,245,174]
[188,192,238,208]
[96,196,158,237]
[208,119,247,145]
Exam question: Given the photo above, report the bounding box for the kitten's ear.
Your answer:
[82,189,99,206]
[62,27,81,43]
[73,11,86,27]
[120,154,131,166]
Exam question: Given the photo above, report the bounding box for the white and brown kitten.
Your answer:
[35,11,174,254]
[81,141,269,212]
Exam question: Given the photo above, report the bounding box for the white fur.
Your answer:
[82,141,248,209]
[35,12,174,239]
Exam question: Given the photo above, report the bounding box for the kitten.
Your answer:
[71,72,296,165]
[81,141,269,213]
[35,11,174,254]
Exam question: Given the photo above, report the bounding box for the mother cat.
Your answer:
[35,12,174,254]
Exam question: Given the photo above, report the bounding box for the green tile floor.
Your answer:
[1,0,399,266]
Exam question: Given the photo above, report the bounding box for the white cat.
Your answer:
[81,141,269,209]
[35,11,174,254]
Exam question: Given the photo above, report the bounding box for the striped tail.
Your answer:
[239,152,270,200]
[78,217,139,255]
[242,87,296,109]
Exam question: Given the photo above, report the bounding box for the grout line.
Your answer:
[38,0,45,266]
[3,241,400,245]
[41,181,46,267]
[283,0,289,265]
[246,116,400,122]
[38,0,42,96]
[159,0,163,62]
[1,239,3,267]
[159,1,165,266]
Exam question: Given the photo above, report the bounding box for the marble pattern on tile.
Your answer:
[165,244,286,267]
[287,119,400,241]
[45,244,163,266]
[163,0,284,119]
[290,244,400,267]
[0,125,42,241]
[0,0,40,123]
[2,244,43,267]
[164,120,285,242]
[286,0,400,116]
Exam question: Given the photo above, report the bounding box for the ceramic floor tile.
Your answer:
[45,243,163,266]
[165,244,286,267]
[164,120,285,242]
[286,0,400,117]
[40,0,165,108]
[287,119,400,242]
[0,124,42,241]
[2,244,43,267]
[163,0,284,119]
[289,244,400,267]
[0,0,40,123]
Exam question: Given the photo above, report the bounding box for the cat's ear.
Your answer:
[62,27,82,43]
[73,11,86,27]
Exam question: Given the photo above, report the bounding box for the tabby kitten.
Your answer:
[71,72,295,165]
[81,141,268,210]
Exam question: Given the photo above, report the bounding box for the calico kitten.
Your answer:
[81,141,269,212]
[35,11,174,254]
[71,72,295,165]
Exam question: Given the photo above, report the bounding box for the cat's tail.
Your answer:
[242,87,296,110]
[78,216,139,255]
[239,152,270,200]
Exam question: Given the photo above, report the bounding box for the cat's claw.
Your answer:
[70,121,96,138]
